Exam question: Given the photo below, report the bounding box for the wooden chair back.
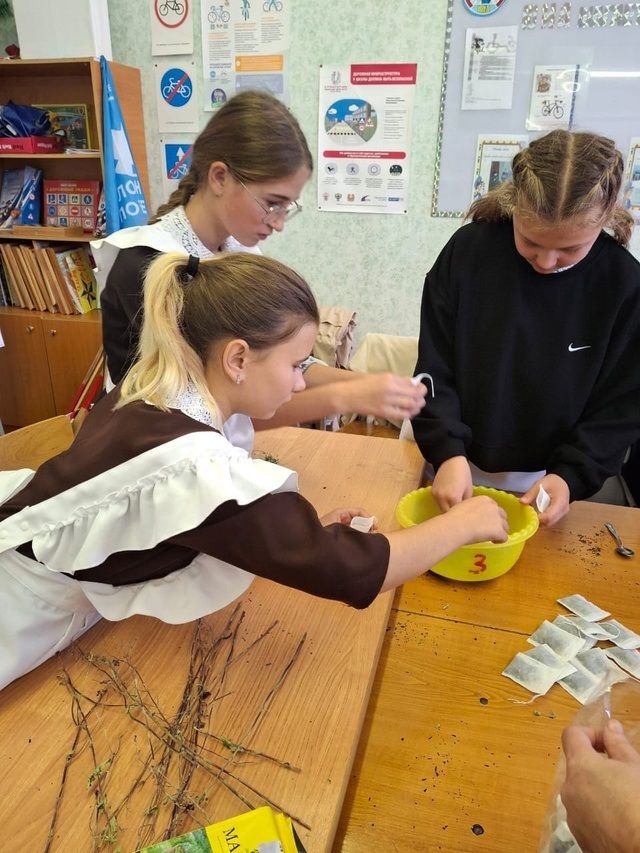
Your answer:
[0,415,74,471]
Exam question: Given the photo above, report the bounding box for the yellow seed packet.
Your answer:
[135,805,304,852]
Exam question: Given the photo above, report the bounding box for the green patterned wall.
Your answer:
[108,0,459,342]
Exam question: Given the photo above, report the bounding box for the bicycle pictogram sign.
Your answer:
[154,0,189,28]
[161,68,193,106]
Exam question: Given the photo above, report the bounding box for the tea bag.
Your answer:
[528,620,586,660]
[536,485,551,513]
[604,647,640,679]
[349,515,376,533]
[524,644,577,680]
[562,615,614,640]
[557,594,610,621]
[600,619,640,650]
[547,819,581,853]
[552,614,583,637]
[573,647,612,677]
[502,652,559,694]
[558,668,601,704]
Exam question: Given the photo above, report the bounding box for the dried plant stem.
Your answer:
[50,614,311,850]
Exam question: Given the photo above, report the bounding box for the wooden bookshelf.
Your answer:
[0,57,149,427]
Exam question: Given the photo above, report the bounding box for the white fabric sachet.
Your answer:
[349,515,376,534]
[599,619,640,650]
[559,615,615,641]
[536,485,551,513]
[558,668,601,704]
[604,647,640,679]
[528,620,587,660]
[502,652,560,695]
[523,644,577,680]
[557,594,611,622]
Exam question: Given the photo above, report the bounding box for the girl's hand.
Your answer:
[337,373,427,422]
[321,507,374,528]
[520,473,570,526]
[446,494,509,545]
[431,456,473,511]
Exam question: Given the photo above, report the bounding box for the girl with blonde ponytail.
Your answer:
[93,90,425,446]
[0,251,508,690]
[412,129,640,527]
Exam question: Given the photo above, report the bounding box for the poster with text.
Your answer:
[526,64,579,131]
[623,137,640,222]
[200,0,290,112]
[318,63,418,215]
[461,26,517,110]
[471,134,529,202]
[161,138,195,200]
[149,0,194,56]
[154,59,199,133]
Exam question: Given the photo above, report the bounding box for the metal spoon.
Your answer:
[604,522,635,558]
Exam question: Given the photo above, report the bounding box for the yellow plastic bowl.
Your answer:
[395,485,539,582]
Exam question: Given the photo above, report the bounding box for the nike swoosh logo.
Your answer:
[568,343,591,352]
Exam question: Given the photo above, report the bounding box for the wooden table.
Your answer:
[1,428,638,853]
[333,440,640,853]
[0,428,420,853]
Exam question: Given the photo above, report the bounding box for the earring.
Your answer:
[235,375,242,384]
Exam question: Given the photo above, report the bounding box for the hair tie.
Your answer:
[181,254,200,282]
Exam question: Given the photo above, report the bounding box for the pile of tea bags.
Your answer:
[502,593,640,703]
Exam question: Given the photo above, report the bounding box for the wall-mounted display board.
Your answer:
[432,1,640,217]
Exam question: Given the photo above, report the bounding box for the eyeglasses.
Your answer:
[234,174,302,223]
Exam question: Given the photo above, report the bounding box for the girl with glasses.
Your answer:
[0,252,507,689]
[94,91,425,451]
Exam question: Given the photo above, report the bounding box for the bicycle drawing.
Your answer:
[208,4,230,23]
[158,0,185,15]
[263,0,283,10]
[541,97,564,119]
[162,76,192,100]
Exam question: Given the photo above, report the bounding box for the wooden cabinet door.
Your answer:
[42,311,102,415]
[0,311,56,428]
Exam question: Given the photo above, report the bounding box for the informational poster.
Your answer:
[149,0,194,56]
[161,138,195,199]
[154,59,199,133]
[623,137,640,222]
[461,26,518,110]
[200,0,290,111]
[526,64,579,131]
[318,63,418,215]
[471,133,528,202]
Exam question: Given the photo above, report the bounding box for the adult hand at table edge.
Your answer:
[431,456,473,511]
[561,719,640,853]
[520,473,570,526]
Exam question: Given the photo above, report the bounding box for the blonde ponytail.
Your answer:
[116,252,319,420]
[117,253,221,424]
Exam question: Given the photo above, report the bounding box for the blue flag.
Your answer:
[100,56,148,235]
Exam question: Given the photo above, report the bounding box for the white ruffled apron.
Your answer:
[0,431,297,690]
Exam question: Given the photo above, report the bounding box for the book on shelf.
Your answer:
[15,244,47,311]
[0,166,43,230]
[53,246,98,314]
[62,247,99,313]
[0,250,16,306]
[43,178,100,232]
[0,242,32,309]
[33,103,92,150]
[0,241,99,315]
